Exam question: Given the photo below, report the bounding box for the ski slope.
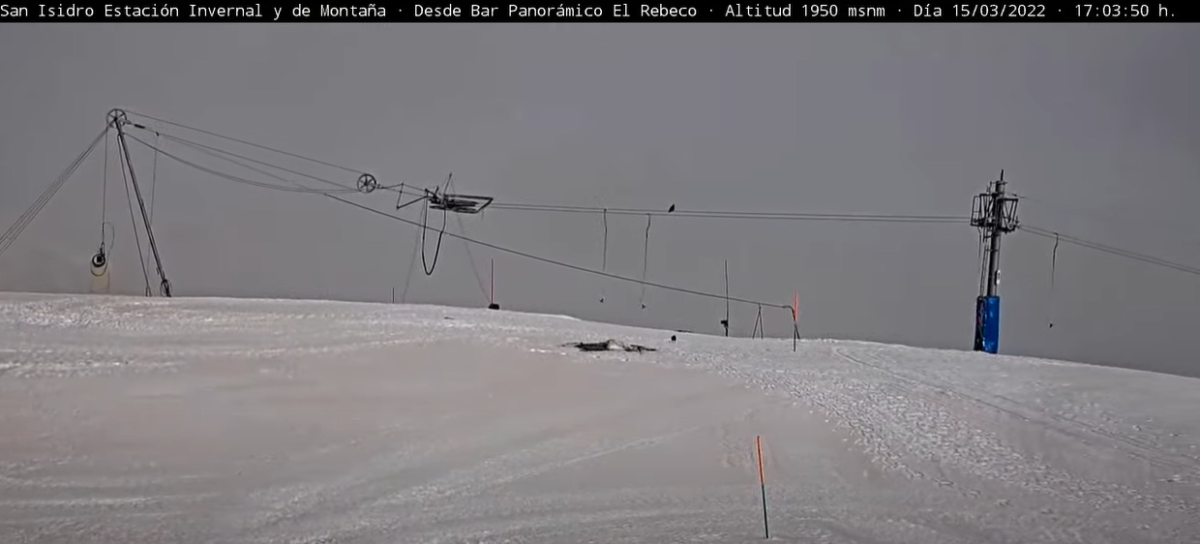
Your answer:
[0,293,1196,543]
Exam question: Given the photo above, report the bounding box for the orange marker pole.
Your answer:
[756,435,769,539]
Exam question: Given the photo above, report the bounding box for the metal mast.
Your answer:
[109,109,172,297]
[969,170,1019,353]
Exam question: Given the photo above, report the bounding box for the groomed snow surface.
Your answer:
[0,293,1197,544]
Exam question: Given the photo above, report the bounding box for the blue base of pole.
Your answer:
[974,295,1000,354]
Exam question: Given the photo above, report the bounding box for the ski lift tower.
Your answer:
[970,170,1019,354]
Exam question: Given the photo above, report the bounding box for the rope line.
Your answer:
[420,196,448,276]
[454,216,489,301]
[322,192,792,311]
[722,259,731,336]
[127,134,356,195]
[0,127,108,260]
[150,131,359,193]
[125,109,362,176]
[116,136,152,296]
[639,213,651,309]
[1048,232,1059,329]
[400,227,421,303]
[0,131,103,247]
[105,111,1200,316]
[134,124,968,225]
[599,208,608,303]
[293,163,789,310]
[144,133,160,276]
[149,133,159,226]
[1023,225,1200,278]
[101,128,110,247]
[102,222,115,261]
[447,174,489,303]
[489,202,966,223]
[602,208,608,271]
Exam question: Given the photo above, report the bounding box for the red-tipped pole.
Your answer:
[756,435,769,539]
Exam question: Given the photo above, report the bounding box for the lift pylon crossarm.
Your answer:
[425,190,494,215]
[970,194,1020,232]
[970,176,1020,234]
[395,192,430,211]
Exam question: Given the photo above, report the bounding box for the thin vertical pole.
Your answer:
[490,258,495,305]
[756,435,769,539]
[792,291,799,352]
[724,260,730,337]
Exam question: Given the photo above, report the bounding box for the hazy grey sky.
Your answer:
[2,24,1198,377]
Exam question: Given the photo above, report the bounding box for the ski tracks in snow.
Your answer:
[825,344,1197,539]
[3,295,1200,543]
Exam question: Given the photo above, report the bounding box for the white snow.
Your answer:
[0,292,1197,543]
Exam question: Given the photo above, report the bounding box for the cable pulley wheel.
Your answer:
[357,173,378,194]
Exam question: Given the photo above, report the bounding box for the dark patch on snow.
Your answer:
[566,339,657,353]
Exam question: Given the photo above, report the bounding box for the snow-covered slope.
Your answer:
[0,293,1196,543]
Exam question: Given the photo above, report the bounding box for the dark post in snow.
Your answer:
[488,258,500,310]
[722,260,730,337]
[970,170,1019,353]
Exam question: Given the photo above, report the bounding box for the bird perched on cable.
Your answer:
[668,204,676,213]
